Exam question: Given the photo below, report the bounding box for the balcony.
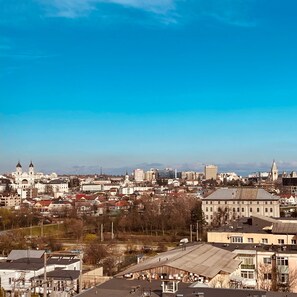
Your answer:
[241,264,255,270]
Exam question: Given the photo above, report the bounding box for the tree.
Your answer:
[84,240,109,266]
[211,207,234,228]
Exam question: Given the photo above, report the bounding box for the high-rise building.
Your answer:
[204,165,218,180]
[134,169,145,182]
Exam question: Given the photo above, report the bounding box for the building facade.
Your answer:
[202,188,280,224]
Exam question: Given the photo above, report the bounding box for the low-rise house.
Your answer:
[0,252,81,296]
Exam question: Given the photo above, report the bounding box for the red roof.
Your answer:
[36,200,52,207]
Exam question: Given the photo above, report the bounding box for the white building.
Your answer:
[133,169,145,182]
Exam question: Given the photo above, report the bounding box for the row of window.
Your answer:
[231,237,296,245]
[244,272,289,283]
[204,201,274,205]
[205,207,274,213]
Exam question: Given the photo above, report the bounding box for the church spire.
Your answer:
[271,159,278,182]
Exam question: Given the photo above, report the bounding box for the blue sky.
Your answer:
[1,0,297,175]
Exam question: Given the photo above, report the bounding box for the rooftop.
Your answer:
[204,188,279,201]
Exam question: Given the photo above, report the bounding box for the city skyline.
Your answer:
[1,0,297,173]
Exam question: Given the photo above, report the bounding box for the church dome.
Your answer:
[29,161,34,168]
[16,161,22,168]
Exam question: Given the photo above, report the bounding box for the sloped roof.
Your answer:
[7,250,45,261]
[117,244,241,279]
[272,222,297,234]
[204,188,278,201]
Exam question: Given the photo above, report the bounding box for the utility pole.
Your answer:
[41,219,44,237]
[190,224,193,242]
[100,224,104,242]
[196,220,199,242]
[79,252,83,293]
[43,252,47,297]
[111,221,114,240]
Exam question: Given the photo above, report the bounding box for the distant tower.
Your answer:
[16,161,22,176]
[125,170,129,181]
[271,160,278,182]
[29,161,34,176]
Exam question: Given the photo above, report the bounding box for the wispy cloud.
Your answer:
[199,0,257,27]
[37,0,176,19]
[36,0,256,27]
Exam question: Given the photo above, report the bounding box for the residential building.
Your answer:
[207,215,297,245]
[0,251,81,296]
[133,169,145,182]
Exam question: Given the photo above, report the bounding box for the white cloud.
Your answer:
[36,0,256,27]
[38,0,176,18]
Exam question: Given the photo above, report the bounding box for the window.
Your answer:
[206,201,208,204]
[264,273,272,280]
[206,207,208,212]
[292,239,296,244]
[270,208,273,212]
[263,257,271,264]
[262,238,268,244]
[257,208,260,212]
[250,208,252,213]
[225,201,227,204]
[242,208,244,212]
[248,238,254,243]
[241,271,254,279]
[210,207,213,212]
[279,273,289,283]
[239,255,255,269]
[9,278,12,285]
[231,236,243,243]
[233,208,236,212]
[237,208,240,212]
[206,215,208,220]
[218,201,220,204]
[278,239,285,245]
[265,208,268,212]
[277,257,288,266]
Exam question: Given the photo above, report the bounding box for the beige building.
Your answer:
[204,165,218,180]
[207,215,297,292]
[210,243,297,292]
[202,188,280,224]
[207,215,297,245]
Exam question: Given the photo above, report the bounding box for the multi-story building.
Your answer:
[204,165,218,180]
[207,215,297,245]
[202,188,280,224]
[133,169,145,182]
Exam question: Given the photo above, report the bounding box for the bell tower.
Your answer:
[271,160,278,182]
[29,161,34,176]
[16,161,22,176]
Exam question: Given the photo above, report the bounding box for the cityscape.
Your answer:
[2,0,297,297]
